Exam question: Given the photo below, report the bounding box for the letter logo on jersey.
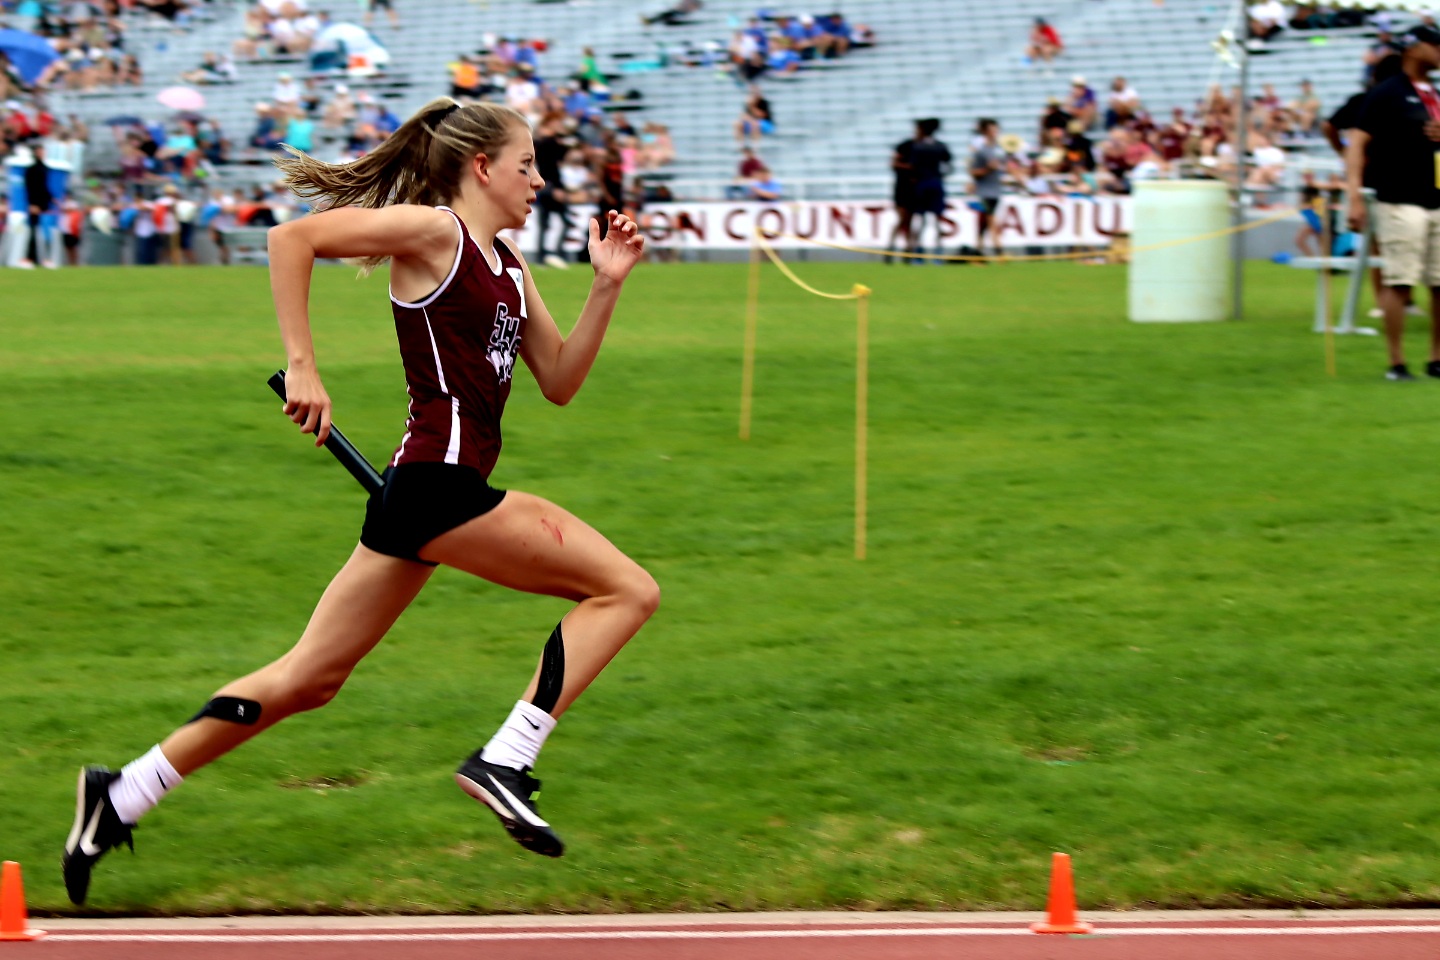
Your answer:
[487,302,522,383]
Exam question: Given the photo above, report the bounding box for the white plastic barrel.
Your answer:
[1128,180,1231,322]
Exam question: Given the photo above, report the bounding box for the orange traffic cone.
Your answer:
[0,861,46,941]
[1030,852,1093,935]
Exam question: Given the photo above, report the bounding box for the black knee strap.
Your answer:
[188,697,262,725]
[530,623,566,715]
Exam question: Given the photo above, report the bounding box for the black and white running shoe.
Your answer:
[455,753,564,858]
[62,766,134,905]
[1387,364,1417,381]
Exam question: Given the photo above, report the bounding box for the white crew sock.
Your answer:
[480,700,557,771]
[106,744,183,825]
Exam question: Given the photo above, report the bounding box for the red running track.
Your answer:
[20,913,1440,960]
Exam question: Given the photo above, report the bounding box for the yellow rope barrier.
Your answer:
[768,205,1299,263]
[741,203,1306,559]
[744,232,874,560]
[754,233,869,297]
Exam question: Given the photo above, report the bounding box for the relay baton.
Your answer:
[267,370,386,495]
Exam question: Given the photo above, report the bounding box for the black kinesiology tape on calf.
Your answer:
[530,623,566,715]
[188,696,262,725]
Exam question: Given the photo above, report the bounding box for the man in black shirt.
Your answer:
[909,118,951,256]
[1348,26,1440,380]
[533,115,573,268]
[23,143,54,269]
[1326,54,1407,320]
[886,125,918,263]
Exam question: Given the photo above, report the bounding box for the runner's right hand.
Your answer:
[283,365,332,446]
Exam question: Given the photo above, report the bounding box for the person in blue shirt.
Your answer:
[744,18,770,56]
[514,42,542,81]
[781,15,818,59]
[285,112,315,152]
[768,39,801,75]
[249,102,278,150]
[815,13,851,58]
[746,162,782,201]
[1065,76,1097,129]
[375,104,401,136]
[160,127,197,177]
[733,85,774,144]
[562,82,594,119]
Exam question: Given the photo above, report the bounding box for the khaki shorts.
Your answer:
[1375,202,1440,288]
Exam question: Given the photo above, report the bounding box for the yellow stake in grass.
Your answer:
[741,233,873,560]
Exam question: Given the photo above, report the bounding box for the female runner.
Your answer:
[63,98,658,904]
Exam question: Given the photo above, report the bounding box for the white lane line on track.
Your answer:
[45,926,1440,942]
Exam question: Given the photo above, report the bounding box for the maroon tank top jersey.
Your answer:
[388,206,526,477]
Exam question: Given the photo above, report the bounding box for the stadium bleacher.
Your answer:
[6,0,1425,209]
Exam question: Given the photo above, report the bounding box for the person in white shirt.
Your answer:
[259,0,305,17]
[153,186,180,266]
[272,71,300,105]
[209,189,238,265]
[1105,76,1141,129]
[131,199,158,265]
[321,84,355,129]
[1245,133,1287,189]
[290,11,321,50]
[505,65,540,120]
[267,15,297,54]
[560,148,595,204]
[1248,1,1287,41]
[175,194,199,264]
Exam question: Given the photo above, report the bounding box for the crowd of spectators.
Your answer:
[707,8,876,198]
[1245,3,1431,43]
[443,34,682,267]
[956,72,1335,203]
[232,0,389,73]
[947,19,1346,214]
[0,1,144,95]
[724,11,872,84]
[875,5,1408,231]
[233,1,324,60]
[15,0,1423,267]
[14,178,299,266]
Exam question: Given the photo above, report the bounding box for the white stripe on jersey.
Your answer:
[505,266,527,317]
[422,306,463,465]
[446,396,461,465]
[422,307,450,394]
[392,390,416,467]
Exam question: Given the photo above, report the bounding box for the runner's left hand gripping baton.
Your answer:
[268,370,386,495]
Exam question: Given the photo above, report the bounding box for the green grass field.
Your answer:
[4,260,1440,916]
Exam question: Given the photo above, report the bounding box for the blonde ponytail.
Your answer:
[274,97,529,273]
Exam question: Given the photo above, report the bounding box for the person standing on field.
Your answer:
[533,114,573,268]
[886,121,920,263]
[21,143,54,269]
[1326,53,1412,322]
[1347,26,1440,380]
[903,117,950,258]
[62,98,657,905]
[968,118,1004,258]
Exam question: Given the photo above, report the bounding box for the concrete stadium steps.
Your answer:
[789,0,1401,184]
[43,0,1419,193]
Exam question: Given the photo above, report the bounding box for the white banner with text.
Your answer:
[507,198,1132,256]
